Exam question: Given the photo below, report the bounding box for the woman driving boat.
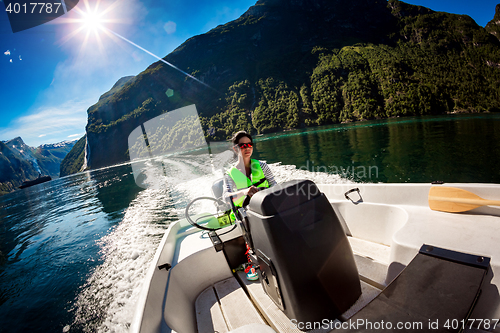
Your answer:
[223,131,277,280]
[223,131,277,208]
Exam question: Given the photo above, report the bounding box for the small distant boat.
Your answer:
[19,175,52,189]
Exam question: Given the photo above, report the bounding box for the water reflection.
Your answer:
[90,164,144,216]
[0,172,113,332]
[254,114,500,183]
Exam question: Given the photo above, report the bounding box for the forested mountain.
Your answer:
[59,135,87,177]
[65,0,499,172]
[0,138,76,195]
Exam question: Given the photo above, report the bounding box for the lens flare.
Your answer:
[58,0,216,91]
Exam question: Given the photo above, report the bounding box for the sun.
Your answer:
[57,0,118,54]
[81,10,103,31]
[75,0,109,35]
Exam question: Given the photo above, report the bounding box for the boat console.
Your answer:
[244,179,362,323]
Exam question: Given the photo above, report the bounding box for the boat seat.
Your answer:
[246,180,362,324]
[335,245,490,333]
[195,276,267,333]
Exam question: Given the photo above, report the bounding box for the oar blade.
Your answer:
[429,199,480,213]
[428,186,482,213]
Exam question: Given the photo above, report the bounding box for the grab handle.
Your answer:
[344,188,360,201]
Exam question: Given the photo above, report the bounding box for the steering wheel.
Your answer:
[185,196,231,231]
[241,186,266,208]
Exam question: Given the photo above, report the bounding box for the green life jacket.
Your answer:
[227,159,269,208]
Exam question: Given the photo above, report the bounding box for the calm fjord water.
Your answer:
[253,113,500,183]
[0,113,499,332]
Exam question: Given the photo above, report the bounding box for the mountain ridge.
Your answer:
[40,139,78,149]
[64,0,499,172]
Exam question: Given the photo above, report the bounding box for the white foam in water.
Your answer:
[270,162,355,185]
[71,162,351,332]
[70,187,174,333]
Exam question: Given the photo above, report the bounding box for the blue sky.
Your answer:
[0,0,498,147]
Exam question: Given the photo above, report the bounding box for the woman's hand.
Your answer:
[246,186,259,197]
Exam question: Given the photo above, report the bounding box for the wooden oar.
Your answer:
[429,186,500,213]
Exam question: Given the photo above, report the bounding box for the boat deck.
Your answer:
[195,235,387,333]
[194,234,492,333]
[196,276,267,333]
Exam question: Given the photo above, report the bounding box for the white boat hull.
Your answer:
[132,183,500,333]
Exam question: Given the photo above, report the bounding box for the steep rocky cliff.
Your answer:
[486,4,500,41]
[59,135,87,177]
[0,138,76,194]
[0,140,39,194]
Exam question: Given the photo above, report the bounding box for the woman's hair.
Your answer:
[231,131,253,145]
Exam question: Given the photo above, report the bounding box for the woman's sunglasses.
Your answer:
[236,142,253,149]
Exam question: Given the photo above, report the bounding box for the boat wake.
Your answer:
[270,162,354,185]
[68,187,174,333]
